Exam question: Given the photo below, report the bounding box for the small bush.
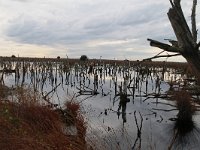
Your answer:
[173,90,196,135]
[11,55,16,58]
[80,55,88,61]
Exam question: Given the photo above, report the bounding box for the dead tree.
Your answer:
[147,0,200,83]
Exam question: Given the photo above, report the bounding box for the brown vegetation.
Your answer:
[0,86,88,150]
[169,90,197,149]
[173,90,196,135]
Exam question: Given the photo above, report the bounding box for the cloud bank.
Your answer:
[0,0,199,61]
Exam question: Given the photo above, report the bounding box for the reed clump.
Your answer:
[173,90,196,135]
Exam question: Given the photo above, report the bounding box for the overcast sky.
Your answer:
[0,0,199,61]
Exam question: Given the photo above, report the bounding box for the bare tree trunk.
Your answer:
[148,0,200,83]
[184,53,200,83]
[192,0,197,43]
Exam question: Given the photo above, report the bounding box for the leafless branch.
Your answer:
[169,0,174,7]
[42,83,61,105]
[147,39,181,53]
[152,108,178,112]
[168,130,178,150]
[155,50,165,56]
[196,41,200,49]
[143,53,181,61]
[132,111,143,150]
[191,0,197,43]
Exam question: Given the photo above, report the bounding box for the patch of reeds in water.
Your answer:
[169,90,198,149]
[173,90,196,135]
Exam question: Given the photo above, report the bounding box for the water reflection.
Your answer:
[0,57,200,149]
[117,86,130,123]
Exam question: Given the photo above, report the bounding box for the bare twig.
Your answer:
[143,53,181,61]
[168,130,178,150]
[152,108,178,112]
[42,83,61,104]
[132,111,143,150]
[169,0,174,7]
[151,102,176,107]
[196,41,200,49]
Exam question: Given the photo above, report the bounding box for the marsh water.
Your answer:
[1,58,200,149]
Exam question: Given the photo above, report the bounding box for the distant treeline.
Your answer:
[0,56,188,69]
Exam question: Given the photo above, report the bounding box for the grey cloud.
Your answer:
[82,2,171,41]
[6,16,88,45]
[5,0,171,46]
[12,0,30,2]
[6,19,51,45]
[3,0,199,60]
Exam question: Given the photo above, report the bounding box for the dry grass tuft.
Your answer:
[173,90,196,135]
[0,87,89,150]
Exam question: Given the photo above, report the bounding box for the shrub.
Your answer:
[0,87,88,150]
[80,55,88,61]
[11,55,16,58]
[173,90,196,135]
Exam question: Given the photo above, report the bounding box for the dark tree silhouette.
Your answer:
[11,55,16,58]
[80,55,88,61]
[148,0,200,82]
